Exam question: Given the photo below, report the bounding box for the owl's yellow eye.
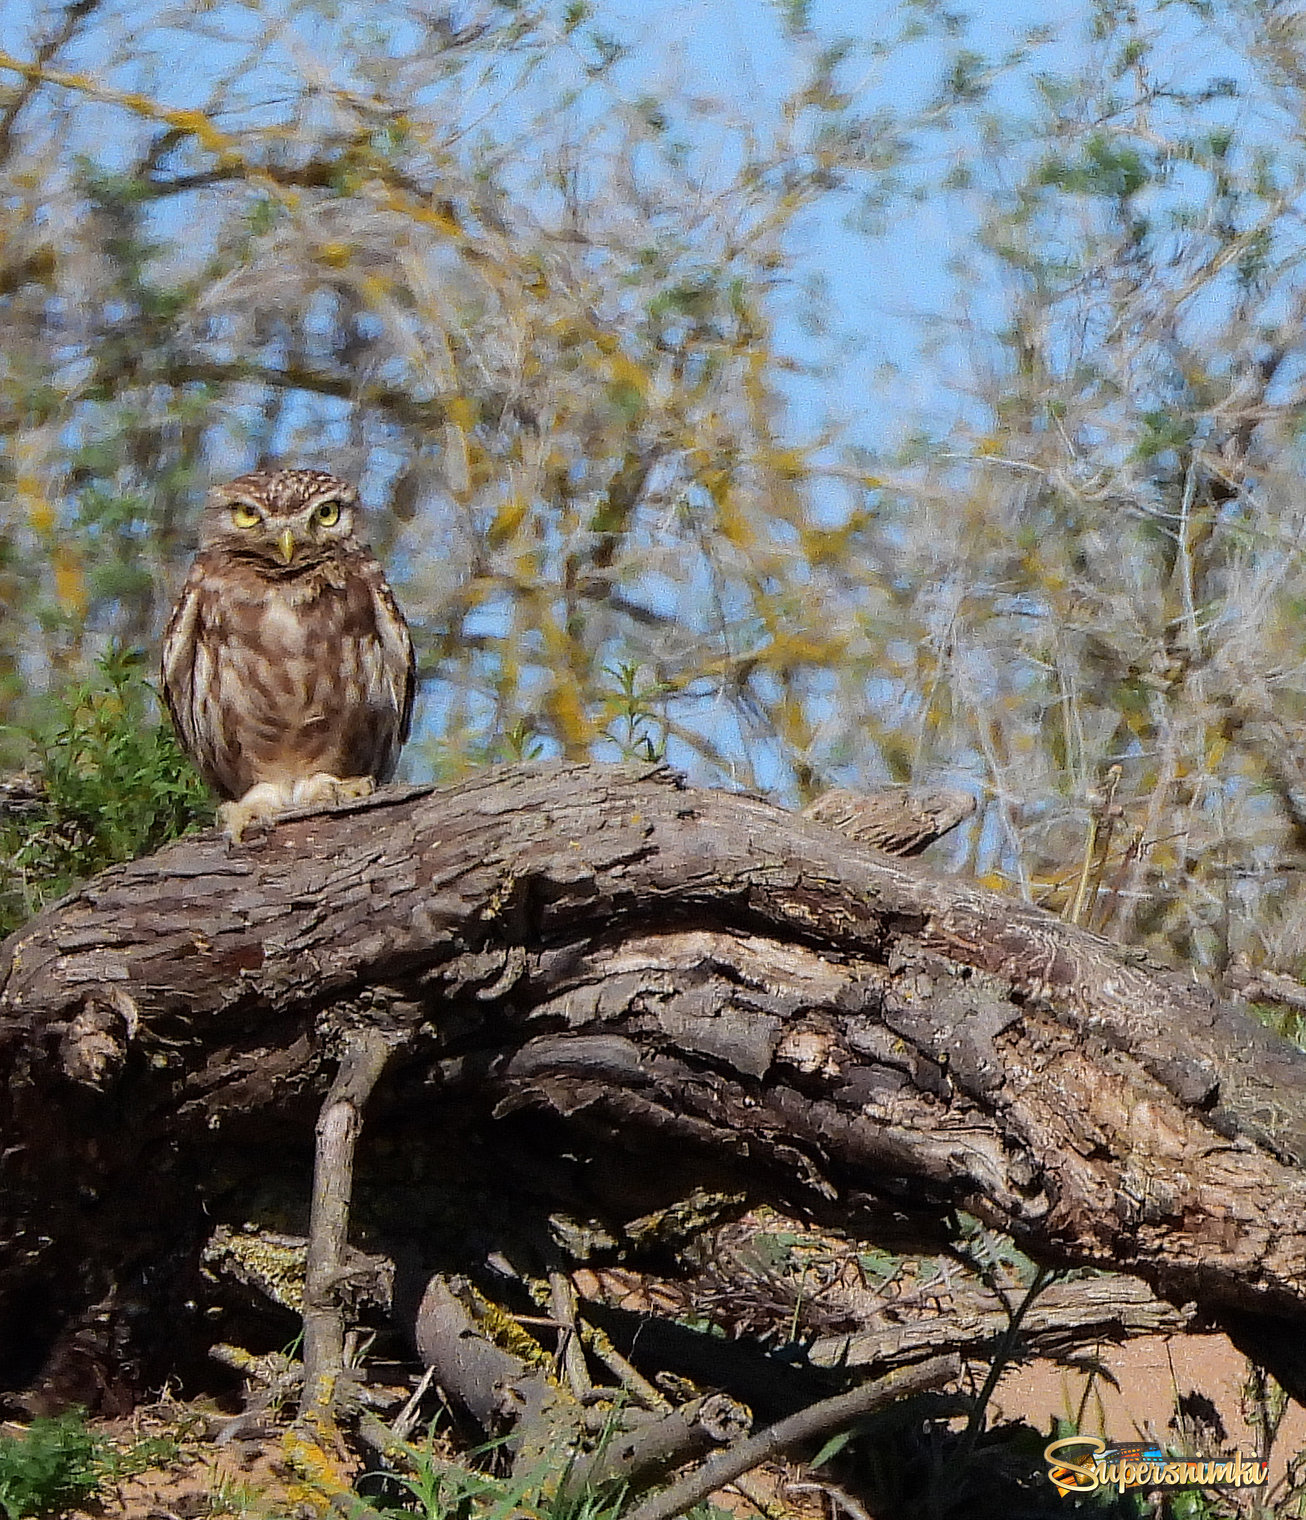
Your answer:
[314,500,342,527]
[230,504,261,530]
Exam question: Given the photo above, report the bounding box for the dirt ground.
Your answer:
[58,1416,822,1520]
[990,1331,1306,1485]
[27,1331,1306,1517]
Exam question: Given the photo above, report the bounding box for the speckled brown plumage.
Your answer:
[161,468,414,838]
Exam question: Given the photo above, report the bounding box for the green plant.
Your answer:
[207,1472,276,1518]
[0,1412,105,1519]
[378,1448,503,1520]
[99,1428,183,1485]
[600,662,668,764]
[0,644,212,935]
[371,1428,732,1519]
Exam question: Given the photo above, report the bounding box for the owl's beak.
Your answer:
[277,528,296,564]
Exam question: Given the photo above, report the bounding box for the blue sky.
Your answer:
[589,0,1082,450]
[578,0,1260,458]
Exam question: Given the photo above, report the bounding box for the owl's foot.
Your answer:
[220,776,378,843]
[219,782,294,843]
[290,773,377,809]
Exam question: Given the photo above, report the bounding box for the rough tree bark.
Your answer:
[2,759,1306,1413]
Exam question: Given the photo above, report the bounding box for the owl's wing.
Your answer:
[160,552,237,797]
[159,559,208,762]
[362,559,416,778]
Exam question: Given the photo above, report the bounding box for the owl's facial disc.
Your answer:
[203,472,358,568]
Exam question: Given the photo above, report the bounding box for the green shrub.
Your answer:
[0,1412,104,1520]
[0,645,212,936]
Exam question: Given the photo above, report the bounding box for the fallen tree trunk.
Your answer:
[3,759,1306,1409]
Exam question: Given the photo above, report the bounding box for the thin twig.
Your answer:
[577,1319,669,1412]
[784,1479,874,1520]
[391,1364,437,1442]
[625,1355,959,1520]
[300,1027,394,1422]
[549,1270,592,1398]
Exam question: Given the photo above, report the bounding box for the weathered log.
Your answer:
[801,785,975,856]
[3,759,1306,1407]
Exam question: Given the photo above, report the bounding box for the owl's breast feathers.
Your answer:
[161,545,414,802]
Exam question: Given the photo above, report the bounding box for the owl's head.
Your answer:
[202,469,360,571]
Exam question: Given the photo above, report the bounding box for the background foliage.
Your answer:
[7,0,1306,976]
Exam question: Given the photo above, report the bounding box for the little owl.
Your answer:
[161,468,414,840]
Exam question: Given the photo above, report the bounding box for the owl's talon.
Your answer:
[218,802,257,844]
[335,776,377,802]
[220,783,293,843]
[290,773,377,809]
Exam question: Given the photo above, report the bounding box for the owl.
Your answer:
[161,468,415,841]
